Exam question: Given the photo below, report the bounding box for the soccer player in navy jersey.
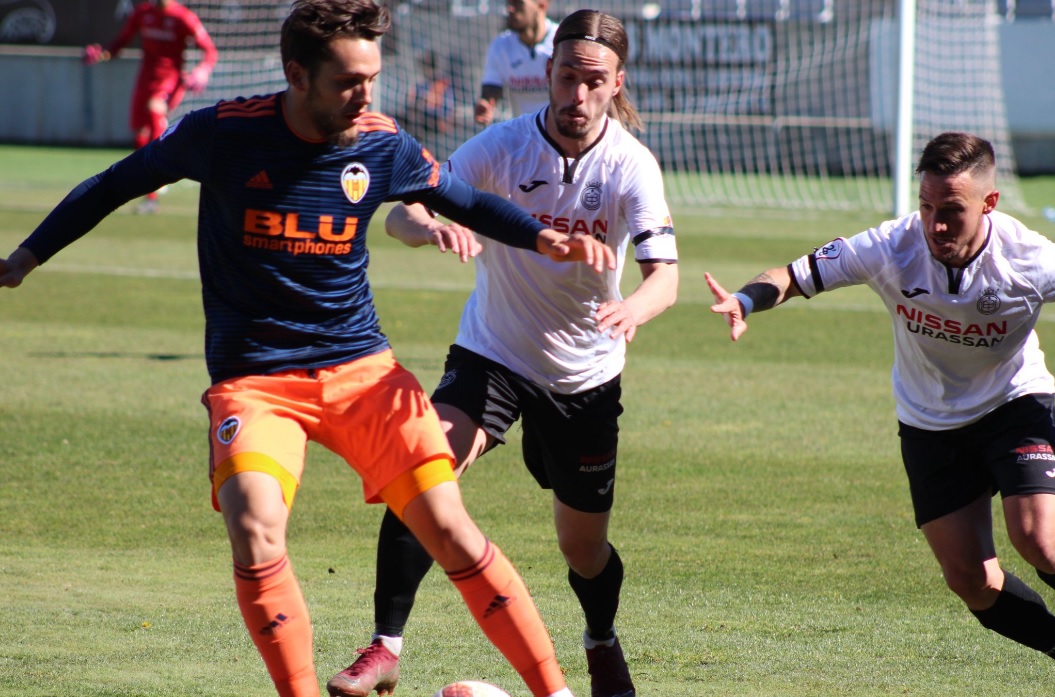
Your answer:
[1,2,612,696]
[708,132,1055,662]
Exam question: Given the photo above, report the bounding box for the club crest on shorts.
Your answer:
[341,163,370,204]
[217,416,241,445]
[437,369,457,390]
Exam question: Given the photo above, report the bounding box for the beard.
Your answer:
[554,106,595,141]
[304,88,359,147]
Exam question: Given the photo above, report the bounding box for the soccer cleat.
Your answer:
[327,638,400,696]
[584,635,635,697]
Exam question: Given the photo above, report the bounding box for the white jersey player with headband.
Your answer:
[335,14,678,697]
[448,108,677,393]
[788,209,1055,430]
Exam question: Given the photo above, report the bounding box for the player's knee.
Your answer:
[223,510,288,565]
[557,535,610,578]
[941,564,996,604]
[404,498,482,569]
[1009,533,1055,574]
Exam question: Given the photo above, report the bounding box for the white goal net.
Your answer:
[176,0,1025,213]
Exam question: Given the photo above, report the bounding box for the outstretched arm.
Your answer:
[706,265,801,342]
[411,176,615,272]
[184,19,218,94]
[386,202,482,262]
[84,12,137,65]
[595,261,678,342]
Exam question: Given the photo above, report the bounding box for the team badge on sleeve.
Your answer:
[341,163,370,204]
[815,238,844,260]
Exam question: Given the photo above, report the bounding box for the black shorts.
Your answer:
[432,344,624,513]
[900,393,1055,527]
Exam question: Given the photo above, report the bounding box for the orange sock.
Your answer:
[233,554,319,697]
[448,541,566,697]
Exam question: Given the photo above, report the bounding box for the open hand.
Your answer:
[83,44,107,66]
[537,230,615,273]
[184,66,211,94]
[595,300,640,342]
[427,221,482,262]
[705,272,748,341]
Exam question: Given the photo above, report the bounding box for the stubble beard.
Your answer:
[305,88,359,147]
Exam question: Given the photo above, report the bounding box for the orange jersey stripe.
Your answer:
[356,112,398,134]
[218,96,277,119]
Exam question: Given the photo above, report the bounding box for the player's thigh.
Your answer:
[166,83,187,112]
[399,479,486,570]
[434,403,492,475]
[203,373,315,512]
[1003,493,1055,567]
[900,421,994,528]
[128,86,152,132]
[316,351,453,504]
[987,394,1055,497]
[920,491,998,574]
[432,344,521,465]
[521,376,623,514]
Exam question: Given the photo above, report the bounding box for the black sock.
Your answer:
[568,544,624,642]
[373,506,435,637]
[1037,568,1055,592]
[970,571,1055,655]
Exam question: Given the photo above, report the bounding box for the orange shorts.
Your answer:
[201,349,455,514]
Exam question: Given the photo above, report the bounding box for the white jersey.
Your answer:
[480,19,557,117]
[790,210,1055,430]
[448,111,677,394]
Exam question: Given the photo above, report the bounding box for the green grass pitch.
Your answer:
[3,144,1055,695]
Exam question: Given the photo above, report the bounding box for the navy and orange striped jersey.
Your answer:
[22,92,544,383]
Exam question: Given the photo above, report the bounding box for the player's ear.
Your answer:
[285,61,309,92]
[612,69,624,97]
[982,189,999,214]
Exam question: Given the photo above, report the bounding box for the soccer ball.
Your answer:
[431,681,511,697]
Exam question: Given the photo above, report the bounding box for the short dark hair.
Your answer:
[280,0,391,77]
[552,9,642,131]
[915,131,996,179]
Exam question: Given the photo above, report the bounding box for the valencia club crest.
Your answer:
[341,162,370,205]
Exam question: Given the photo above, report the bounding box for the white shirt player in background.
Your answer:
[329,11,676,697]
[474,0,557,125]
[707,131,1055,662]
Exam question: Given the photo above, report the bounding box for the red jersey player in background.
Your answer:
[84,0,218,213]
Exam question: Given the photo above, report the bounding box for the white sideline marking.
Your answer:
[40,263,473,291]
[37,263,1055,322]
